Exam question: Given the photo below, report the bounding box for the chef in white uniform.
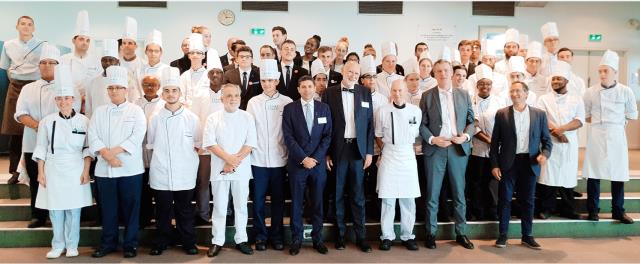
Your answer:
[203,83,257,257]
[376,42,403,97]
[466,64,506,221]
[535,61,584,220]
[180,33,209,107]
[85,39,120,118]
[557,47,587,97]
[59,10,101,103]
[402,42,429,75]
[517,34,529,57]
[505,56,538,106]
[465,40,509,99]
[88,65,147,258]
[146,67,200,256]
[523,42,548,97]
[15,44,80,228]
[583,50,638,224]
[129,30,169,102]
[540,22,560,77]
[119,17,145,80]
[375,79,421,251]
[33,64,93,259]
[190,49,225,225]
[246,59,292,250]
[494,28,520,75]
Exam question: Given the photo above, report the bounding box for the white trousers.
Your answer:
[380,198,416,241]
[49,208,81,250]
[211,179,249,246]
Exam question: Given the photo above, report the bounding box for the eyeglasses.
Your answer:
[142,84,159,88]
[39,61,58,65]
[106,86,127,91]
[238,55,252,59]
[188,51,204,55]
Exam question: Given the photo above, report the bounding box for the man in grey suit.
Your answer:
[419,59,475,250]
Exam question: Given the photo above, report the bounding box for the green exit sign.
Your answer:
[251,28,265,36]
[589,34,602,42]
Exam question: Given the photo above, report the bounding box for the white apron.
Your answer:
[583,123,629,181]
[35,153,93,210]
[539,133,579,188]
[377,144,421,199]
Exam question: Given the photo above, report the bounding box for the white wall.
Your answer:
[0,1,638,81]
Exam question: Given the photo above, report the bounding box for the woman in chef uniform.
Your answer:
[34,64,93,259]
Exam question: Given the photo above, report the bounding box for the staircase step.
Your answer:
[0,213,638,247]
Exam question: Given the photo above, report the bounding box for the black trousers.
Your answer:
[24,153,47,220]
[466,155,498,220]
[140,168,154,226]
[7,135,22,173]
[153,189,196,248]
[537,184,576,216]
[364,155,380,219]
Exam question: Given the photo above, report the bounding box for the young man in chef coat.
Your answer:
[583,50,638,224]
[146,67,200,256]
[246,59,292,251]
[535,61,584,220]
[129,30,168,102]
[88,65,147,258]
[375,79,422,251]
[85,39,120,118]
[203,83,257,257]
[180,33,209,107]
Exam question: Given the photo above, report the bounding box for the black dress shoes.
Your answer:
[7,172,19,184]
[402,239,419,251]
[495,235,508,248]
[425,235,436,249]
[379,239,393,251]
[313,242,329,254]
[271,240,285,250]
[289,241,301,256]
[456,235,474,249]
[91,248,113,258]
[27,218,46,228]
[613,213,634,224]
[184,246,199,255]
[235,242,254,255]
[335,237,346,250]
[123,248,137,258]
[587,213,600,221]
[521,236,541,250]
[207,244,222,257]
[356,240,372,253]
[149,246,165,256]
[254,240,267,251]
[536,211,551,220]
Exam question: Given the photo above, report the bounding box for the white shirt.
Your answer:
[60,52,102,97]
[135,96,165,168]
[301,98,314,119]
[84,75,110,119]
[525,70,549,98]
[246,92,292,168]
[371,91,389,155]
[202,109,257,181]
[471,95,506,157]
[179,67,208,107]
[147,106,200,191]
[419,76,437,91]
[14,79,81,152]
[191,88,224,155]
[375,71,403,97]
[0,37,44,80]
[239,68,252,89]
[405,87,425,106]
[375,103,421,145]
[513,105,530,154]
[281,62,294,87]
[537,91,585,133]
[437,87,457,139]
[341,86,356,138]
[584,82,638,125]
[88,101,147,178]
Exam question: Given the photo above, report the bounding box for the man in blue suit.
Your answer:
[283,75,332,256]
[321,61,374,252]
[490,81,552,250]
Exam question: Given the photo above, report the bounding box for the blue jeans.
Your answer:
[49,209,81,250]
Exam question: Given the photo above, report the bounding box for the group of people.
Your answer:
[1,10,637,259]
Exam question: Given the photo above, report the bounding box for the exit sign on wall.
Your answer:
[589,34,602,42]
[251,28,265,36]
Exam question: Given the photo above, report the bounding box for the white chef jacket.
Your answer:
[494,59,508,75]
[419,76,437,91]
[59,52,102,97]
[129,61,169,102]
[135,96,165,168]
[465,73,510,100]
[14,79,75,153]
[375,102,422,198]
[246,92,292,168]
[88,101,146,178]
[120,55,145,77]
[180,67,208,107]
[147,106,200,191]
[202,109,257,181]
[371,91,389,155]
[407,89,426,155]
[0,37,44,80]
[471,95,506,157]
[84,75,110,119]
[537,91,585,187]
[583,82,638,182]
[525,71,550,98]
[191,88,224,155]
[540,51,557,77]
[376,71,403,98]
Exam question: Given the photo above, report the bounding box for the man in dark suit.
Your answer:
[277,40,309,101]
[283,75,332,256]
[490,81,552,250]
[170,37,191,74]
[419,59,475,250]
[271,26,302,66]
[321,61,373,253]
[219,37,238,68]
[458,40,476,78]
[317,46,343,86]
[222,40,246,72]
[222,45,261,110]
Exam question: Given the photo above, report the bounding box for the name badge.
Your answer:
[318,117,327,124]
[361,102,370,108]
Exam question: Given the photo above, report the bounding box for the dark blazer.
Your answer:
[321,84,374,159]
[294,56,316,71]
[276,64,309,101]
[220,53,230,68]
[465,62,476,78]
[328,70,342,87]
[419,86,475,156]
[489,106,553,176]
[222,63,237,73]
[282,100,333,174]
[222,65,262,110]
[376,64,405,76]
[170,54,191,74]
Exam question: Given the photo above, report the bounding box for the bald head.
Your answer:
[227,37,239,53]
[390,79,407,104]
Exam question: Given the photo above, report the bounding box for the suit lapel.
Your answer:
[432,88,442,118]
[529,107,535,139]
[335,86,346,127]
[508,107,517,138]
